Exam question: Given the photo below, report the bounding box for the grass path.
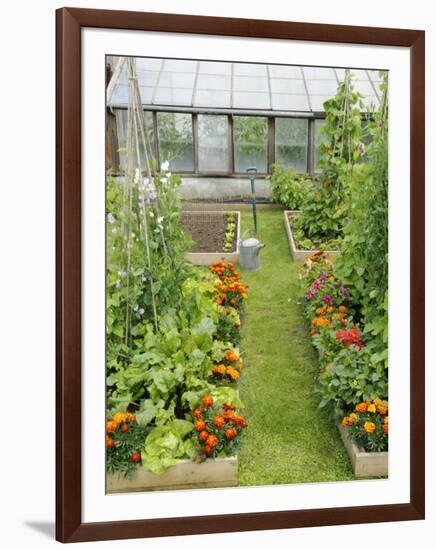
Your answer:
[237,207,353,485]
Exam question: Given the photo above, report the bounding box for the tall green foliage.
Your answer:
[294,72,364,244]
[335,73,389,368]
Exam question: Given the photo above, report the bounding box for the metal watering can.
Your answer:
[239,237,265,272]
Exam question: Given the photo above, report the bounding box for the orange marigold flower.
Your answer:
[206,434,219,448]
[225,428,237,440]
[223,402,235,411]
[120,423,129,433]
[213,416,225,428]
[223,410,234,420]
[129,451,141,463]
[377,404,388,415]
[355,402,369,413]
[193,407,203,418]
[126,413,136,424]
[106,421,117,433]
[202,395,214,408]
[315,307,325,316]
[236,362,244,370]
[383,423,388,434]
[113,412,128,425]
[341,416,350,427]
[364,422,376,433]
[194,419,206,432]
[310,328,317,335]
[373,397,382,405]
[204,444,214,456]
[338,305,347,313]
[213,364,226,376]
[199,430,209,442]
[384,416,389,424]
[105,436,116,448]
[232,415,247,428]
[225,349,238,362]
[226,367,240,380]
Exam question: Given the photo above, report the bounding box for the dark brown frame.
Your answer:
[56,7,425,543]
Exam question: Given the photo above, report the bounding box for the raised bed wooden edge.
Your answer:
[283,210,339,262]
[338,424,388,478]
[107,456,238,493]
[185,211,241,265]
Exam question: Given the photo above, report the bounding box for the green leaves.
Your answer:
[141,419,195,474]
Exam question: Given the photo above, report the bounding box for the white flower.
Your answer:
[161,160,170,171]
[157,216,164,224]
[118,270,127,277]
[111,227,117,234]
[149,211,155,218]
[115,280,121,288]
[134,168,141,185]
[161,177,167,184]
[107,213,115,224]
[139,308,145,315]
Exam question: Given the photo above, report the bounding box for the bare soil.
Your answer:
[181,211,237,253]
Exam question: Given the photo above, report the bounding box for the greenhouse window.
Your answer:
[275,118,309,173]
[157,112,194,172]
[233,116,268,173]
[197,115,229,173]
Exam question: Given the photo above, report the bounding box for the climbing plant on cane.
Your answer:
[294,71,365,246]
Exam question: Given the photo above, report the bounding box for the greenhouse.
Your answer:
[106,57,384,199]
[105,55,389,492]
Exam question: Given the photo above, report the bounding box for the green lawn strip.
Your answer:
[237,207,353,485]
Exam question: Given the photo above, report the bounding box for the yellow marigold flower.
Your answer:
[364,422,376,433]
[373,397,382,405]
[384,416,389,424]
[367,404,377,413]
[349,413,358,424]
[326,306,334,313]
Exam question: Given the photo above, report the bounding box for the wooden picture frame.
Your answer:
[56,7,425,543]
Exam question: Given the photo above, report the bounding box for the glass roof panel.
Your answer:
[233,76,269,93]
[233,91,270,109]
[108,57,385,113]
[158,72,196,89]
[269,65,303,79]
[195,90,231,108]
[270,78,306,94]
[233,63,267,76]
[272,94,309,111]
[303,67,336,80]
[153,87,193,106]
[198,61,232,75]
[163,59,198,72]
[135,70,160,87]
[305,79,338,95]
[310,95,334,112]
[197,74,231,90]
[135,58,163,72]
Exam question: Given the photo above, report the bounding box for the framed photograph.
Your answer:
[56,7,425,543]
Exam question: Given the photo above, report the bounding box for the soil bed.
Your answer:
[182,211,237,253]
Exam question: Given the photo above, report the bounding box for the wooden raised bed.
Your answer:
[284,210,339,262]
[338,424,388,478]
[107,456,238,493]
[182,211,240,265]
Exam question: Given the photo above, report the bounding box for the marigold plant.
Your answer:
[106,412,150,475]
[192,396,247,458]
[341,398,388,452]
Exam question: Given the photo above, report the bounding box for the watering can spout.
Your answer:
[255,243,266,256]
